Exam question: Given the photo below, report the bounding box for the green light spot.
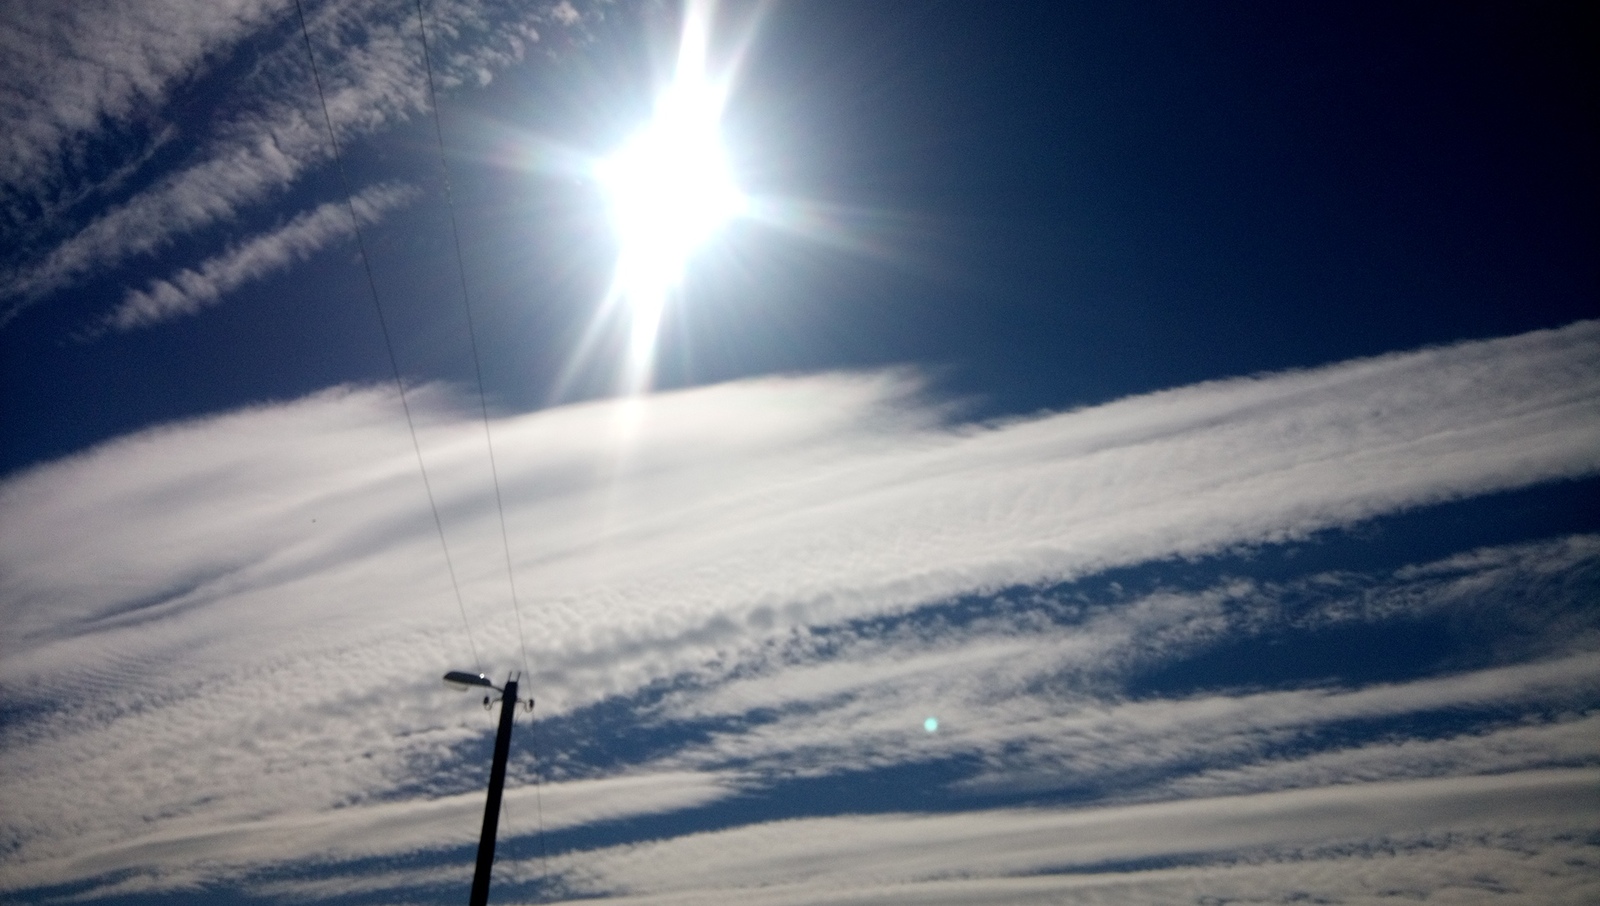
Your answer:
[924,717,938,732]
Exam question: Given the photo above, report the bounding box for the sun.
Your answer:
[598,86,744,301]
[593,3,746,392]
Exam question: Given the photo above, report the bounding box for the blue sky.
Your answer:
[1,1,1597,904]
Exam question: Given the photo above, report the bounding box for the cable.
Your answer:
[294,0,481,672]
[413,0,534,682]
[496,792,516,891]
[527,701,551,900]
[484,709,550,902]
[413,8,549,892]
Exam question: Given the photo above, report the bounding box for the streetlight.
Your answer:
[445,670,534,906]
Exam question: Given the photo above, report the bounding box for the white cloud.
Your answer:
[1163,713,1600,798]
[551,1,582,27]
[0,322,1597,897]
[657,532,1600,740]
[101,182,418,331]
[544,769,1600,901]
[285,828,1600,905]
[0,0,577,324]
[507,528,1592,808]
[0,770,737,894]
[951,653,1600,793]
[5,322,1596,695]
[657,612,1600,788]
[0,0,284,211]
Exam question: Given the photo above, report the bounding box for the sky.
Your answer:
[1,1,1597,904]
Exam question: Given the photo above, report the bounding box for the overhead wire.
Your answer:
[527,699,551,897]
[413,0,534,683]
[292,0,482,672]
[413,0,550,889]
[493,720,550,903]
[493,703,552,901]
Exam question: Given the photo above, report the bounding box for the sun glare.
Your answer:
[598,89,744,299]
[594,2,746,393]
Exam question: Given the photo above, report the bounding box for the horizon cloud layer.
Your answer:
[1,320,1598,901]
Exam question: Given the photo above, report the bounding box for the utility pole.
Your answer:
[470,676,518,906]
[444,670,528,906]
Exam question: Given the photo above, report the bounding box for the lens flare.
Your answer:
[595,0,745,394]
[597,91,745,301]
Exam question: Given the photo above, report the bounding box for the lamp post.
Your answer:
[445,670,532,906]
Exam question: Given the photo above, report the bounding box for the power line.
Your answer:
[413,3,549,889]
[483,704,551,901]
[412,0,533,681]
[293,0,481,672]
[528,702,551,898]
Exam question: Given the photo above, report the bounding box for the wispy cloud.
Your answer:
[98,182,418,332]
[278,826,1600,905]
[0,770,736,895]
[653,586,1600,791]
[1162,713,1600,798]
[0,0,583,326]
[5,322,1596,691]
[544,770,1600,902]
[1,322,1597,898]
[0,0,285,222]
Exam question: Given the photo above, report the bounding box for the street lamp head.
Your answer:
[444,671,497,691]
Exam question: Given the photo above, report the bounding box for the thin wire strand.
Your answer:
[528,701,551,899]
[414,8,548,891]
[496,793,515,890]
[294,0,481,672]
[485,707,549,901]
[413,0,533,681]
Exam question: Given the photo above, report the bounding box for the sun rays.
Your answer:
[594,0,746,394]
[529,0,905,406]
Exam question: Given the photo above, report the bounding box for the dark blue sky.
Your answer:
[1,2,1597,904]
[3,1,1593,474]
